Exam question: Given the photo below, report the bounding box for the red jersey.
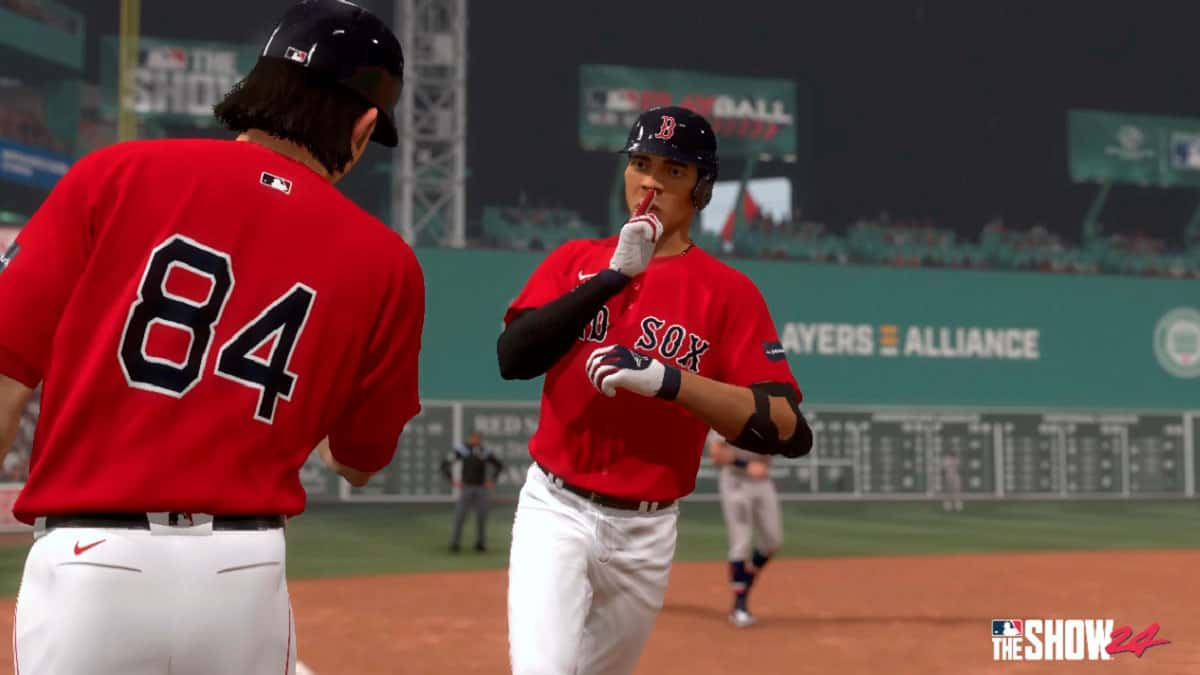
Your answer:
[0,140,424,523]
[506,238,799,501]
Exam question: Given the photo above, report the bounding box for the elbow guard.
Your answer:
[729,382,813,458]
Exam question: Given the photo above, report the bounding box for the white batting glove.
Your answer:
[586,344,680,400]
[608,213,663,278]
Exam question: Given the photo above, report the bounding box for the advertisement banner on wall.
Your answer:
[412,247,1200,410]
[100,35,258,128]
[0,138,70,190]
[1069,109,1200,187]
[580,65,800,161]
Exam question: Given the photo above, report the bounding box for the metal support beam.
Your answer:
[393,0,467,247]
[1081,180,1111,244]
[117,0,141,142]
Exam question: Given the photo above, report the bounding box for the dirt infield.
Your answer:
[3,550,1196,673]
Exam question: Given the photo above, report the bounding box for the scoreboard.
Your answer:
[303,402,1197,502]
[798,410,1187,498]
[308,402,538,501]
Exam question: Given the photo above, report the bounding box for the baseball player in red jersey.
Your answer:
[497,106,814,675]
[0,2,422,673]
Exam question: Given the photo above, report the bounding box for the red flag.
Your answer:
[720,208,736,242]
[720,189,761,242]
[741,189,761,222]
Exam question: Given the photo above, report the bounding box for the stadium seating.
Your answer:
[481,206,598,250]
[477,201,1200,279]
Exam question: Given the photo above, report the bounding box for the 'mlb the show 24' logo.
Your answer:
[991,618,1169,661]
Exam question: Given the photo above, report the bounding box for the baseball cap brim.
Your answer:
[621,138,716,173]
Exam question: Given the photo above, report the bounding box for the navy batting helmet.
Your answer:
[260,0,404,147]
[621,106,720,209]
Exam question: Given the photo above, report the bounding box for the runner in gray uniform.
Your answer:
[941,445,964,512]
[706,429,784,628]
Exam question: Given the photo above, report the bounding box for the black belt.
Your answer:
[44,513,285,531]
[537,462,675,513]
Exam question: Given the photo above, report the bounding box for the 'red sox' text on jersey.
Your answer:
[506,237,800,502]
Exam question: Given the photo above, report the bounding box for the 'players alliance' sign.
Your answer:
[779,322,1041,361]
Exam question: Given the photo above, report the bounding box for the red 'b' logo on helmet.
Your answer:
[653,116,676,140]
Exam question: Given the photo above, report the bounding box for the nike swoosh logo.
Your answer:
[73,539,107,556]
[578,271,597,281]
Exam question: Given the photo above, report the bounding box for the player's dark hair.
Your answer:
[214,59,373,176]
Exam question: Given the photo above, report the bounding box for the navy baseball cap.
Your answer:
[260,0,404,147]
[621,106,719,179]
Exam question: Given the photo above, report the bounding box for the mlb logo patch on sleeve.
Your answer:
[260,172,292,195]
[763,341,786,361]
[284,47,309,64]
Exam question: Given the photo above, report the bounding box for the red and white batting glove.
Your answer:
[586,344,680,400]
[608,213,663,278]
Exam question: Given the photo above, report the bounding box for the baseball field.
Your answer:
[0,499,1195,674]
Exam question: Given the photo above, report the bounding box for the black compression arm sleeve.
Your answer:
[497,269,630,380]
